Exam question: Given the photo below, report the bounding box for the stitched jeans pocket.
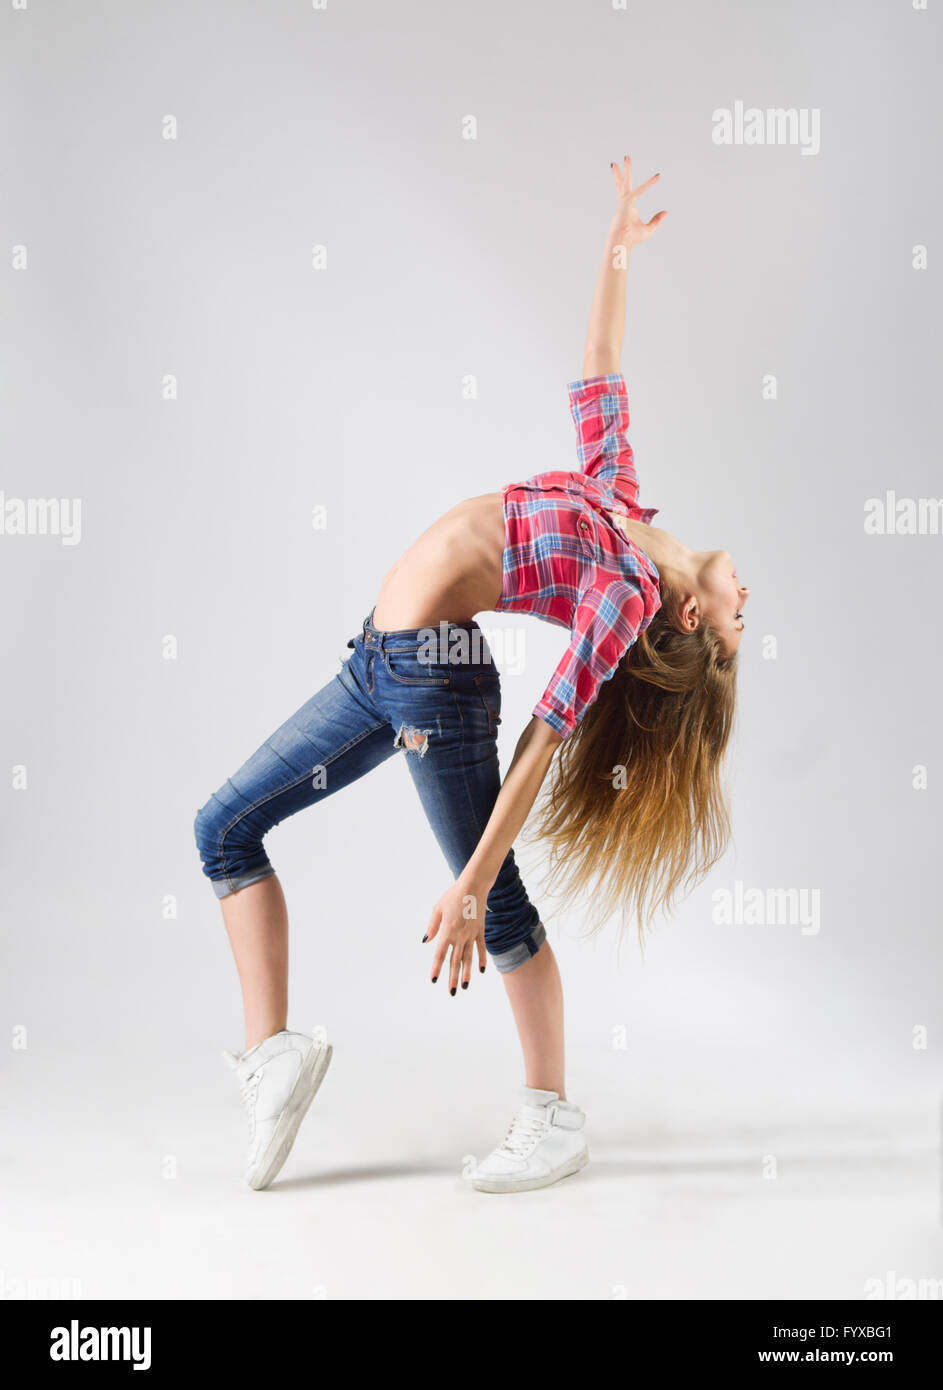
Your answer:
[474,674,502,735]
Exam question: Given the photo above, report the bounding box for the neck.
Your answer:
[613,516,699,594]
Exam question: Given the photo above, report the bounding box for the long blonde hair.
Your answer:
[530,583,737,939]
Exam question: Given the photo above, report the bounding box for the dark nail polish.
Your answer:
[421,934,428,943]
[479,966,486,973]
[461,981,469,990]
[450,986,456,996]
[431,976,437,983]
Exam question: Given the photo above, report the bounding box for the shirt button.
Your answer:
[579,520,588,530]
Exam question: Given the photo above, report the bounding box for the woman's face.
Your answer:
[698,551,750,655]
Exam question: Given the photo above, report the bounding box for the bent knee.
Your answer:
[193,793,228,861]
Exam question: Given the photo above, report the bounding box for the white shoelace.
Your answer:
[239,1073,261,1138]
[498,1110,551,1159]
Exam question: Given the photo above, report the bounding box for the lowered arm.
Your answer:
[424,717,561,992]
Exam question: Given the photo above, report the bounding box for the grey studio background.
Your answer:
[2,0,941,1300]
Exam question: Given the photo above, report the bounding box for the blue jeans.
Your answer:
[194,611,546,973]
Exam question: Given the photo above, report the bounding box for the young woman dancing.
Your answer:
[194,155,749,1193]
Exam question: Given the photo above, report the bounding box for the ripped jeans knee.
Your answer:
[394,722,433,758]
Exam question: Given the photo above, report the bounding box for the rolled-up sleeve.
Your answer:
[567,373,642,506]
[533,581,645,739]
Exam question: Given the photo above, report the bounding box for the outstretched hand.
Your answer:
[424,876,489,994]
[609,155,667,247]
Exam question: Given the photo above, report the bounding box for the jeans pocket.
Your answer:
[473,674,502,735]
[381,648,450,686]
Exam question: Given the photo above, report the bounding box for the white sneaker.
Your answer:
[471,1086,589,1193]
[223,1029,332,1191]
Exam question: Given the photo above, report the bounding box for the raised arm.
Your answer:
[582,155,667,379]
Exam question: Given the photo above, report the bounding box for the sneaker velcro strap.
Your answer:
[547,1103,584,1131]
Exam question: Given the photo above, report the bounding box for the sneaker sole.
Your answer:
[471,1146,589,1194]
[248,1042,333,1191]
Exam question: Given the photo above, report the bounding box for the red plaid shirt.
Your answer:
[496,374,662,739]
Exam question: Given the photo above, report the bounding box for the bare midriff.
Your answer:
[371,491,507,631]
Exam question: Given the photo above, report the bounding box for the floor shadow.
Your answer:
[267,1145,926,1193]
[574,1148,927,1180]
[271,1159,459,1191]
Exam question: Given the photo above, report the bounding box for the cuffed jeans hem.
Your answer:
[488,922,547,974]
[210,866,277,900]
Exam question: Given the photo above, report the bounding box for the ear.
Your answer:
[680,596,699,634]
